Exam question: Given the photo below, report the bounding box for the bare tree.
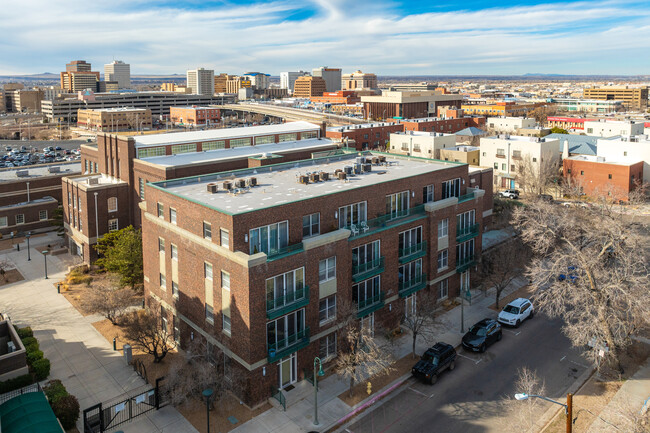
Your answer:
[480,238,529,310]
[122,309,176,363]
[401,291,445,358]
[513,201,650,373]
[83,274,135,324]
[601,396,650,433]
[515,152,560,196]
[500,367,547,432]
[0,259,9,282]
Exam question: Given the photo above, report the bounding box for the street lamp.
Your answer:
[515,393,573,433]
[42,250,50,279]
[202,388,213,433]
[313,357,325,425]
[26,232,31,261]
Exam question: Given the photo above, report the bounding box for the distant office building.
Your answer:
[214,73,230,94]
[169,106,220,126]
[583,86,648,110]
[293,76,327,98]
[440,145,481,165]
[280,71,309,94]
[326,122,404,150]
[486,117,537,134]
[550,98,623,113]
[310,90,360,105]
[104,60,131,89]
[342,71,378,90]
[66,60,92,72]
[401,108,485,134]
[98,81,119,93]
[4,88,44,113]
[361,91,463,120]
[243,72,270,90]
[389,131,457,159]
[389,83,438,92]
[77,107,152,131]
[461,101,544,117]
[61,60,100,92]
[225,76,252,94]
[187,68,215,96]
[583,119,644,137]
[312,66,342,92]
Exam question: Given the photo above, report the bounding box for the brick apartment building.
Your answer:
[563,155,643,200]
[63,122,333,261]
[169,106,220,127]
[310,91,361,105]
[141,150,493,406]
[77,107,153,132]
[400,109,485,134]
[361,91,463,121]
[325,122,404,150]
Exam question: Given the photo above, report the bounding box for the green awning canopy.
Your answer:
[0,392,63,433]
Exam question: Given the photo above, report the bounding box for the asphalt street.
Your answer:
[345,314,589,433]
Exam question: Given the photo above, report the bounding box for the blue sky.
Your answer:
[1,0,649,75]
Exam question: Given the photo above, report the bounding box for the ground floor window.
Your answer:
[319,334,337,360]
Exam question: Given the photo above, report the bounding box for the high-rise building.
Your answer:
[280,71,309,94]
[104,60,131,89]
[66,60,92,72]
[583,86,648,110]
[225,76,252,94]
[342,71,378,90]
[293,76,327,98]
[61,60,99,92]
[243,72,270,90]
[186,68,215,96]
[312,66,342,92]
[214,73,230,93]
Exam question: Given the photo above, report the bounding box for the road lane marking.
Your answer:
[409,387,429,398]
[560,356,566,362]
[504,329,521,336]
[457,353,482,364]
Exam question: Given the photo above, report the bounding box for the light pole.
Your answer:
[26,232,31,261]
[515,393,573,433]
[42,250,49,279]
[313,357,325,425]
[202,388,213,433]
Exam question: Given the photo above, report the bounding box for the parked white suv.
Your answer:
[499,189,519,199]
[497,298,534,328]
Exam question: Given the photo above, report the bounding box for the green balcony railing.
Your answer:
[352,256,385,282]
[347,205,426,239]
[266,242,304,261]
[398,273,428,298]
[399,241,427,264]
[267,327,310,363]
[456,254,476,273]
[266,286,310,320]
[458,190,477,204]
[456,223,480,243]
[356,292,385,318]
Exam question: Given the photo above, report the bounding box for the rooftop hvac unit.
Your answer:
[344,166,353,175]
[338,171,347,180]
[319,171,330,181]
[223,180,233,190]
[354,164,362,174]
[379,155,387,163]
[206,183,218,193]
[363,163,372,172]
[299,175,309,184]
[371,157,380,165]
[309,173,320,182]
[235,179,246,188]
[7,341,16,353]
[356,156,365,164]
[87,177,99,185]
[15,170,29,177]
[248,177,258,187]
[48,166,61,173]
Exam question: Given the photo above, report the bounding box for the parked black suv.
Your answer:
[462,318,502,352]
[411,342,457,385]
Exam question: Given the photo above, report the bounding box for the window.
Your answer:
[220,229,229,248]
[438,218,448,238]
[229,138,251,148]
[352,240,380,270]
[172,281,179,298]
[157,202,163,218]
[203,222,212,240]
[108,197,118,212]
[249,221,288,255]
[302,213,320,238]
[171,143,197,154]
[94,162,98,173]
[254,135,274,145]
[204,262,213,280]
[170,208,177,225]
[278,133,297,142]
[78,197,81,211]
[567,169,571,174]
[158,237,165,253]
[319,257,336,282]
[532,157,537,162]
[386,191,409,218]
[137,147,166,159]
[482,152,486,157]
[512,150,522,159]
[85,160,89,173]
[456,239,475,263]
[510,165,516,172]
[222,271,231,334]
[108,218,118,231]
[301,131,318,140]
[496,148,505,157]
[221,271,230,290]
[353,276,381,309]
[624,151,628,157]
[608,174,612,179]
[493,163,498,169]
[319,334,337,360]
[580,171,584,175]
[171,244,178,260]
[266,268,305,311]
[399,226,422,254]
[79,219,83,232]
[502,163,506,171]
[399,259,422,286]
[441,178,461,199]
[338,201,367,229]
[0,216,8,228]
[267,309,304,352]
[423,185,434,203]
[437,250,448,271]
[439,279,449,299]
[139,178,145,200]
[363,133,369,139]
[205,304,214,324]
[39,210,48,221]
[319,295,336,324]
[160,273,166,289]
[202,140,225,151]
[68,192,71,206]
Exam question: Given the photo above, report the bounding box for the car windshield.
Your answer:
[503,305,519,314]
[470,326,486,336]
[422,354,440,366]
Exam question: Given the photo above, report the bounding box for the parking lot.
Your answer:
[0,139,88,168]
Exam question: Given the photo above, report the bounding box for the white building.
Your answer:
[280,71,309,94]
[480,135,560,188]
[186,68,215,96]
[312,66,342,92]
[389,131,456,159]
[583,119,644,137]
[487,117,536,133]
[243,72,270,90]
[596,135,650,183]
[551,98,623,113]
[104,60,131,89]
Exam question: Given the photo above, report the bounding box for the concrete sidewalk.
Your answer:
[232,276,530,433]
[0,232,198,433]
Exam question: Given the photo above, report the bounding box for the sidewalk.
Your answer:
[0,232,198,433]
[232,275,530,433]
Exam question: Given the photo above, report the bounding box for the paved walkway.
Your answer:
[232,276,530,433]
[0,232,198,433]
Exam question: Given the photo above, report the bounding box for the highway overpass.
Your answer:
[214,103,367,126]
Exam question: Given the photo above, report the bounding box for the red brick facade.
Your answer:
[326,123,405,150]
[401,116,485,134]
[563,158,643,201]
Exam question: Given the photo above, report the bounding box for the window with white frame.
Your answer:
[205,304,214,324]
[338,201,367,229]
[319,333,337,360]
[15,214,24,225]
[319,257,336,282]
[203,222,212,240]
[266,309,305,352]
[438,218,448,238]
[457,209,476,233]
[39,210,48,221]
[157,203,164,218]
[158,237,165,253]
[266,268,305,311]
[170,208,177,225]
[204,262,213,280]
[278,133,297,142]
[254,135,274,145]
[456,239,475,263]
[302,213,320,238]
[220,229,229,248]
[108,197,118,212]
[172,281,179,298]
[139,178,145,200]
[229,138,251,148]
[79,219,83,232]
[439,279,449,299]
[249,221,288,255]
[423,184,434,203]
[78,197,81,211]
[398,258,422,286]
[160,273,166,289]
[385,191,409,219]
[171,143,197,155]
[137,147,166,159]
[0,216,8,228]
[352,240,380,271]
[302,131,318,139]
[108,219,118,231]
[202,140,225,151]
[171,244,178,260]
[399,226,422,255]
[352,276,381,308]
[437,250,448,271]
[441,178,461,199]
[221,271,230,290]
[319,295,336,324]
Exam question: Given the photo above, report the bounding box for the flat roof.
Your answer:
[82,107,148,113]
[133,121,320,148]
[0,163,81,182]
[483,135,560,143]
[170,106,218,110]
[155,152,464,215]
[566,155,637,166]
[327,122,398,132]
[392,131,453,138]
[139,138,338,167]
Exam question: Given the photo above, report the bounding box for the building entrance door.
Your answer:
[279,353,297,389]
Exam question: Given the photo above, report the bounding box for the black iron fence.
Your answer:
[0,382,43,405]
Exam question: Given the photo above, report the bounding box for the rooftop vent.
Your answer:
[235,179,246,188]
[309,173,320,182]
[338,171,347,181]
[48,166,60,173]
[15,170,29,177]
[299,175,309,184]
[87,177,99,185]
[319,171,330,181]
[248,177,258,187]
[206,183,218,193]
[223,181,233,190]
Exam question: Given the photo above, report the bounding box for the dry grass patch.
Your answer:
[0,269,24,286]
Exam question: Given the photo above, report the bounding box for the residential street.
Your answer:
[345,314,589,433]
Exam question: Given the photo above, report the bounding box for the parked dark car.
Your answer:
[412,342,456,385]
[462,319,502,352]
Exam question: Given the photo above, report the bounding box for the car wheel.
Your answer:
[429,374,438,385]
[529,310,534,319]
[480,343,486,353]
[515,320,521,328]
[449,361,456,371]
[496,332,502,341]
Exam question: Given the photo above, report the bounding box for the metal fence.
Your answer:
[0,382,43,405]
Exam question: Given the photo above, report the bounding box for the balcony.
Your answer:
[266,242,304,262]
[352,256,385,282]
[356,292,385,318]
[456,223,480,243]
[458,191,477,204]
[266,286,310,320]
[347,205,426,239]
[267,327,310,363]
[398,241,427,264]
[456,254,476,273]
[398,273,427,298]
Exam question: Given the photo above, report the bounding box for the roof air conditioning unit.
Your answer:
[309,173,320,182]
[299,175,309,184]
[16,170,29,177]
[363,163,372,172]
[206,183,218,193]
[235,179,246,188]
[338,171,347,180]
[87,177,99,185]
[48,166,60,173]
[344,166,353,175]
[319,171,329,181]
[248,177,258,187]
[223,180,233,190]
